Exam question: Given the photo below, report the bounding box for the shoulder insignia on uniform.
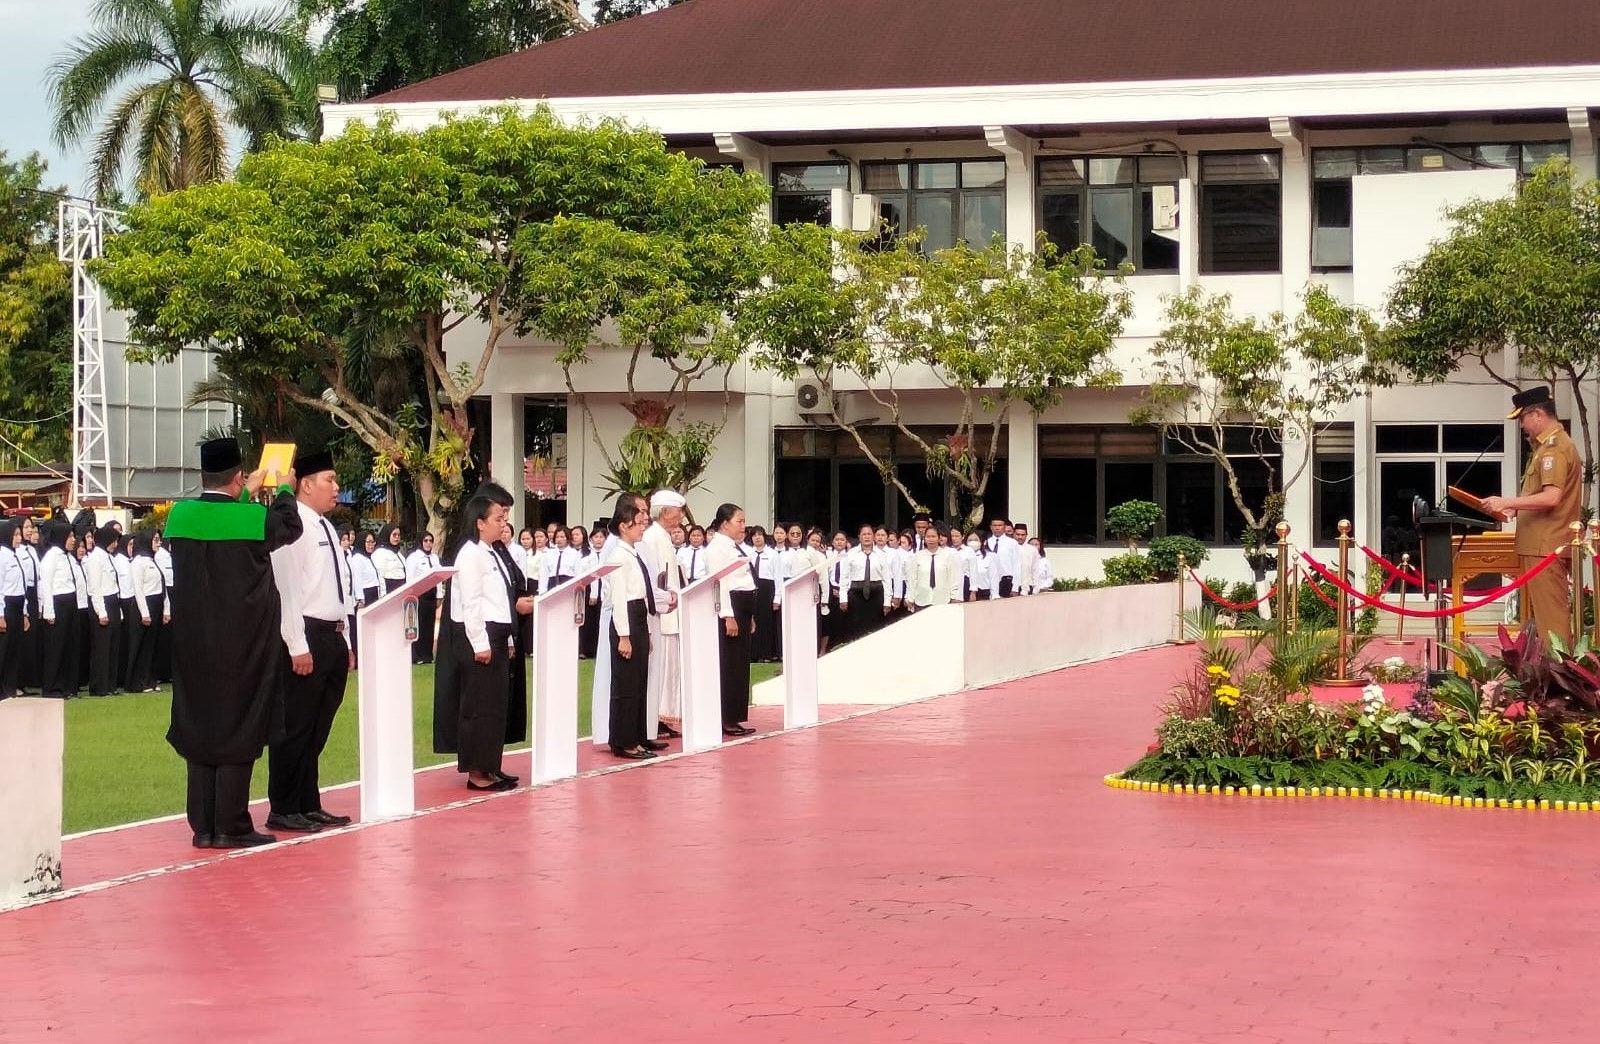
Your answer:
[1544,457,1555,471]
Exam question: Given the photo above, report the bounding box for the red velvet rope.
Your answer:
[1299,551,1559,619]
[1358,544,1425,585]
[1305,565,1397,610]
[1188,570,1276,610]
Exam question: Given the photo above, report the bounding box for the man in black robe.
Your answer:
[165,438,302,849]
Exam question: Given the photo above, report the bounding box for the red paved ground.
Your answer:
[7,644,1600,1043]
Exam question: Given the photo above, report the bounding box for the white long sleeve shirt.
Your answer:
[371,545,406,583]
[405,547,442,599]
[270,503,350,657]
[705,530,757,620]
[985,533,1021,586]
[604,540,660,638]
[350,552,380,598]
[0,545,23,598]
[153,545,172,589]
[131,555,164,621]
[1017,541,1041,595]
[640,522,682,635]
[450,539,514,655]
[908,547,964,608]
[840,545,892,609]
[677,544,708,584]
[113,552,134,600]
[85,546,118,619]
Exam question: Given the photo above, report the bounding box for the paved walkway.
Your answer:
[6,644,1600,1043]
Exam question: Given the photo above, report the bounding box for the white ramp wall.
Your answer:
[0,698,65,907]
[753,581,1188,707]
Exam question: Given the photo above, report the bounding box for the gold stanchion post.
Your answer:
[1289,560,1300,633]
[1275,521,1290,640]
[1589,520,1600,646]
[1323,519,1363,686]
[1386,552,1416,646]
[1171,552,1195,645]
[1571,521,1586,645]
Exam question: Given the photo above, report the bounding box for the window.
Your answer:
[862,159,1006,252]
[1038,425,1281,546]
[1199,152,1281,274]
[1312,425,1355,543]
[771,162,849,226]
[1373,421,1507,573]
[1038,155,1182,272]
[1311,143,1570,270]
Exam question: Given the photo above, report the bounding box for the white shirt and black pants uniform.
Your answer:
[751,546,780,663]
[126,546,166,692]
[17,539,39,691]
[607,540,658,756]
[85,544,121,696]
[268,502,353,828]
[405,547,442,664]
[113,550,138,690]
[707,530,758,733]
[452,537,516,779]
[0,527,24,699]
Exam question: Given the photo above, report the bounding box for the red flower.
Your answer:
[1147,742,1161,753]
[1504,701,1526,721]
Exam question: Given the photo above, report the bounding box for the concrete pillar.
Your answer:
[1,698,64,907]
[741,373,774,524]
[1272,117,1311,311]
[1281,425,1313,546]
[984,125,1037,252]
[490,392,526,531]
[1177,175,1199,290]
[1569,107,1597,180]
[1007,409,1039,529]
[1353,397,1374,552]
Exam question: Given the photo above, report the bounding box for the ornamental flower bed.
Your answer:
[1121,615,1600,805]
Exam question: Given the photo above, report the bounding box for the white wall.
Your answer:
[0,699,64,908]
[752,581,1189,706]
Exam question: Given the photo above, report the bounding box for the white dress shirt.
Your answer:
[1034,554,1054,592]
[640,522,681,635]
[153,545,172,588]
[677,543,708,583]
[753,546,780,582]
[270,502,350,657]
[405,547,441,598]
[450,539,514,655]
[605,539,661,638]
[113,551,134,600]
[372,545,406,583]
[841,545,892,608]
[350,551,379,599]
[985,533,1021,586]
[909,547,963,607]
[0,545,23,598]
[1017,541,1041,595]
[85,546,118,619]
[69,553,89,609]
[131,555,165,621]
[705,530,757,620]
[544,545,581,586]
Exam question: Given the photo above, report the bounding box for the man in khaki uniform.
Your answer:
[1482,386,1583,647]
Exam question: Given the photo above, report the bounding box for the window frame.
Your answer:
[1198,150,1283,275]
[770,161,851,227]
[1036,155,1183,274]
[860,158,1007,252]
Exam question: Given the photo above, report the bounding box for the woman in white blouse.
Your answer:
[38,520,80,697]
[449,495,518,792]
[126,532,167,692]
[372,524,407,594]
[351,531,381,608]
[0,520,25,698]
[705,503,758,736]
[605,497,662,759]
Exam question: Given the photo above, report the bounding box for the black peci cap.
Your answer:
[199,437,242,473]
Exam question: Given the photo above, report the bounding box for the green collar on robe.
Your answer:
[164,492,267,542]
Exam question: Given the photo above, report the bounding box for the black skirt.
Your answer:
[456,620,512,774]
[608,598,650,751]
[719,590,756,727]
[41,594,78,697]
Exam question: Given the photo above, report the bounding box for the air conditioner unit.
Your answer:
[1151,184,1180,233]
[796,380,835,422]
[851,193,882,233]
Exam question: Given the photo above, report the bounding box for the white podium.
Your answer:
[780,562,826,729]
[678,559,749,753]
[531,563,615,783]
[357,567,453,821]
[0,698,64,907]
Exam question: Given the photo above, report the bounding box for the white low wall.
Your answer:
[0,698,65,908]
[753,581,1190,707]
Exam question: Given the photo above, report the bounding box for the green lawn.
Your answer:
[64,660,781,834]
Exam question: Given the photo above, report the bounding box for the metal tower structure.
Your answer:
[57,201,116,507]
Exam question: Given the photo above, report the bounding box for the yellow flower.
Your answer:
[1206,665,1229,677]
[1215,684,1241,706]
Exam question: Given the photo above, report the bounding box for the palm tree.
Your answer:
[48,0,312,200]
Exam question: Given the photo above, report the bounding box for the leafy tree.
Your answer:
[1134,284,1385,557]
[0,153,73,470]
[305,0,578,101]
[593,0,685,24]
[94,107,769,539]
[743,224,1130,526]
[1382,160,1600,497]
[48,0,315,200]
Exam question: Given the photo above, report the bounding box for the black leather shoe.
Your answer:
[211,831,277,848]
[657,724,682,739]
[467,777,515,791]
[304,809,352,826]
[612,747,654,760]
[493,771,520,785]
[192,833,214,849]
[723,725,756,736]
[641,739,669,751]
[264,812,322,833]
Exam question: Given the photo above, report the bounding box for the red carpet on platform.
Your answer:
[5,644,1599,1044]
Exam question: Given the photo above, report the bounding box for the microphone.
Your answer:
[1445,430,1506,511]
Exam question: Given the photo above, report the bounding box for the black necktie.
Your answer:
[690,548,699,577]
[864,551,871,583]
[740,545,755,580]
[929,552,935,590]
[636,550,656,614]
[319,519,345,598]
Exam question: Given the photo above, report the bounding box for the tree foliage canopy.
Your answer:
[743,226,1130,523]
[49,0,315,200]
[0,153,73,470]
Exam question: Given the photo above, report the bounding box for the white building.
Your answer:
[323,0,1600,579]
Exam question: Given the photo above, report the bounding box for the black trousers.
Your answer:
[457,621,512,773]
[187,761,254,838]
[384,576,404,594]
[118,596,139,688]
[411,590,437,663]
[719,590,756,727]
[153,590,172,683]
[850,582,884,642]
[125,594,161,691]
[609,600,650,752]
[75,606,92,694]
[998,576,1015,598]
[0,594,22,698]
[88,597,120,696]
[752,578,777,661]
[41,594,78,697]
[268,619,349,816]
[578,590,601,658]
[18,587,39,691]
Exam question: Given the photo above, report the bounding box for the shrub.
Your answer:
[1105,500,1162,549]
[1148,535,1208,578]
[1103,552,1156,586]
[1155,715,1230,759]
[1225,581,1257,606]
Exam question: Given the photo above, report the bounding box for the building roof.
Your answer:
[371,0,1600,105]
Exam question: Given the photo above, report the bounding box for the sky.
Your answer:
[1,0,97,196]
